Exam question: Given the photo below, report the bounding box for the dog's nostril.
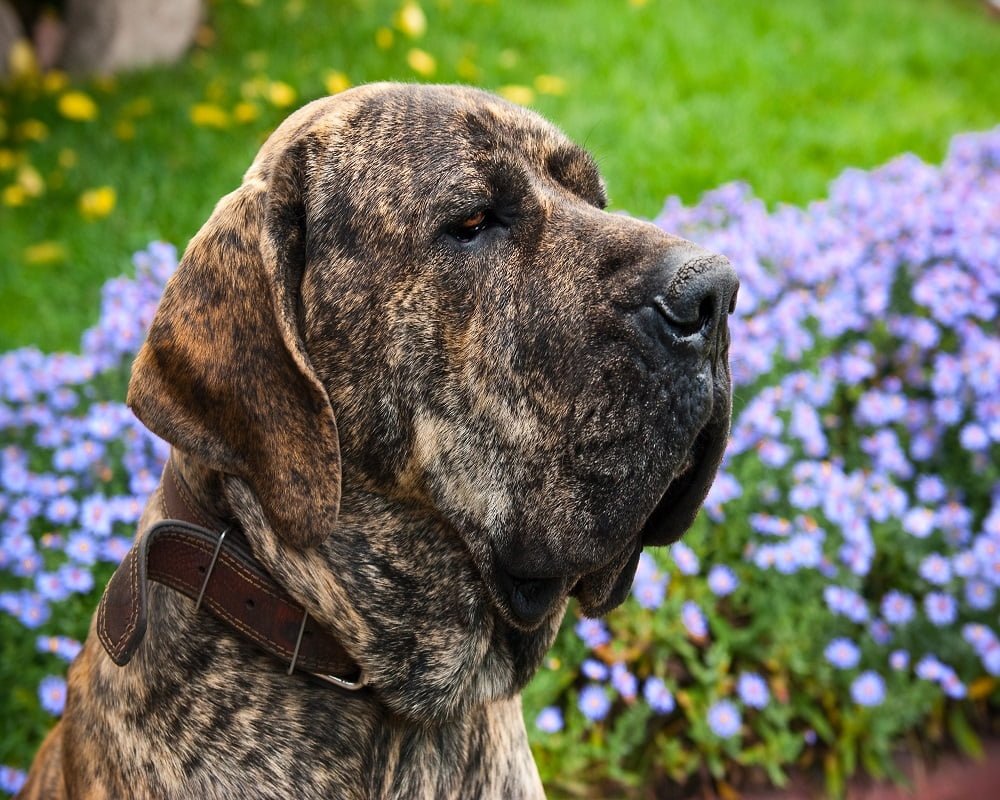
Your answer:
[656,252,738,343]
[656,296,715,338]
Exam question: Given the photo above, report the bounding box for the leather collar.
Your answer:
[96,458,364,691]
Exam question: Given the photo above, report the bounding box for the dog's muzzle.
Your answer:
[491,245,737,627]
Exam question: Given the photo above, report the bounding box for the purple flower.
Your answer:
[707,700,742,738]
[737,672,770,709]
[575,618,610,649]
[960,423,990,452]
[632,574,668,610]
[578,685,611,722]
[919,553,952,585]
[581,658,609,681]
[535,706,564,733]
[681,600,708,640]
[100,535,132,564]
[825,638,861,669]
[924,592,958,626]
[35,571,70,602]
[707,564,739,597]
[610,663,638,700]
[916,475,947,504]
[902,507,936,539]
[643,677,675,714]
[941,671,967,699]
[671,542,700,575]
[758,439,792,467]
[915,655,945,682]
[38,675,67,716]
[889,650,910,671]
[36,635,82,662]
[880,591,915,626]
[79,495,114,537]
[58,563,94,594]
[64,532,99,565]
[44,496,78,525]
[869,619,892,646]
[824,585,870,623]
[4,591,51,628]
[962,623,998,652]
[965,579,995,610]
[850,671,886,707]
[952,550,979,579]
[0,766,27,795]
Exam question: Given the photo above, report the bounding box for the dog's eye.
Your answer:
[448,210,495,244]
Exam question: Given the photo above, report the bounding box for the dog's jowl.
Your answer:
[20,83,737,800]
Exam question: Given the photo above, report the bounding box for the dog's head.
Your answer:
[129,83,736,716]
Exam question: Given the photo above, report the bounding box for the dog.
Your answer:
[19,83,737,799]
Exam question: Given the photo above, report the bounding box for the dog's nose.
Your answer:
[653,246,739,346]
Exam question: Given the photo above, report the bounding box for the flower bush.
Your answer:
[2,129,999,796]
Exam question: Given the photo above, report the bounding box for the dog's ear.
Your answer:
[128,139,341,549]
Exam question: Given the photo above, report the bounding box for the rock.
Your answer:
[61,0,203,75]
[0,0,25,78]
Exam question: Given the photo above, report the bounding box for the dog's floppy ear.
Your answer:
[128,139,340,548]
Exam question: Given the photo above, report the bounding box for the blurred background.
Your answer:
[1,0,997,353]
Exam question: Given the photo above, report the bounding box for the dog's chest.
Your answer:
[71,617,544,800]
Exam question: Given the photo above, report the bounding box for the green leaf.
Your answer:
[947,707,983,760]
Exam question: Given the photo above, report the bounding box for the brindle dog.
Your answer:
[20,83,737,799]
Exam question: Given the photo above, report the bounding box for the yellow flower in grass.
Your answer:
[24,241,67,264]
[534,74,567,96]
[79,186,116,220]
[190,103,230,128]
[3,185,26,206]
[375,27,394,49]
[407,48,436,77]
[8,39,37,78]
[58,149,77,169]
[17,165,44,197]
[498,85,535,106]
[456,56,479,82]
[17,119,48,142]
[42,71,69,94]
[114,120,136,140]
[395,1,427,39]
[267,81,297,108]
[240,76,267,100]
[324,71,351,95]
[498,49,519,69]
[0,149,17,171]
[233,102,260,124]
[58,91,99,121]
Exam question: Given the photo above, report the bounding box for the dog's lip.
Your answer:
[494,568,568,627]
[569,416,725,614]
[640,408,729,547]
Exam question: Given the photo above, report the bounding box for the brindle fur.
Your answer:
[20,83,734,799]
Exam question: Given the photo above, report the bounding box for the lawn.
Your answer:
[1,0,998,353]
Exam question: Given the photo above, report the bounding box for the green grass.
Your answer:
[1,0,997,353]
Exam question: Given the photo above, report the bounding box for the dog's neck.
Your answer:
[161,448,560,726]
